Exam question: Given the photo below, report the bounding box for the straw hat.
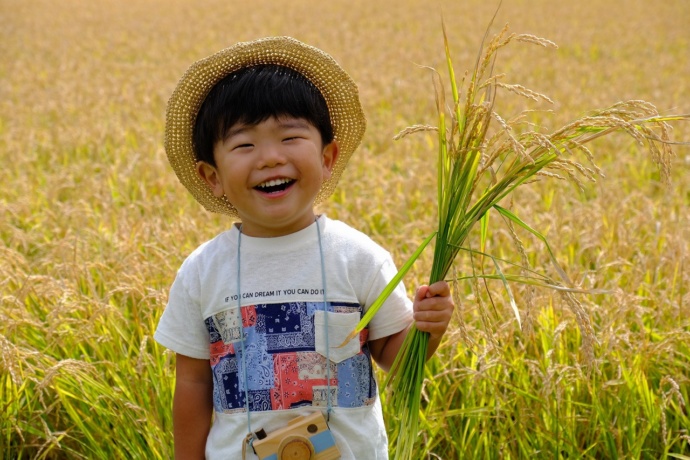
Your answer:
[165,36,366,218]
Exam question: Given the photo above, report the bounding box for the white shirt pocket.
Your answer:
[314,310,361,363]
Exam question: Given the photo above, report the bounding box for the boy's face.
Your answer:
[197,116,338,237]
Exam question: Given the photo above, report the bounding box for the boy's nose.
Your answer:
[257,144,287,168]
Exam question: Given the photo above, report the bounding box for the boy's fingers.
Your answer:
[414,316,450,336]
[415,285,430,302]
[413,281,454,337]
[415,298,454,318]
[414,309,448,322]
[415,283,453,313]
[416,299,452,312]
[426,281,450,298]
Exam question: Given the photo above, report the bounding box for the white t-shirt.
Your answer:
[154,216,413,459]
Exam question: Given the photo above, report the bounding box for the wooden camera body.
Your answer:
[252,411,340,460]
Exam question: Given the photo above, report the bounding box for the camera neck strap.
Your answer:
[236,217,334,443]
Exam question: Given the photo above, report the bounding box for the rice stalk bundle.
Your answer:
[343,20,689,460]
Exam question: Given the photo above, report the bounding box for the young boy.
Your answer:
[154,37,454,460]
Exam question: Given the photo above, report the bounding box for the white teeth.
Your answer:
[257,178,291,189]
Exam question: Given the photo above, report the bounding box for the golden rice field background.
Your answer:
[1,0,689,458]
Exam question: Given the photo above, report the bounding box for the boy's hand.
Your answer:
[413,281,454,358]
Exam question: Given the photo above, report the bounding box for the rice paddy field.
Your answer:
[1,0,689,458]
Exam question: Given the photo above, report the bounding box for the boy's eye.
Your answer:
[232,143,253,150]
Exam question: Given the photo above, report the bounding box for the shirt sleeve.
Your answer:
[153,261,210,359]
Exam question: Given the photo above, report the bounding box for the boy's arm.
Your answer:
[369,281,454,372]
[173,353,213,460]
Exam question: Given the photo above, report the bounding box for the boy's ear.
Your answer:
[196,161,225,198]
[321,141,339,180]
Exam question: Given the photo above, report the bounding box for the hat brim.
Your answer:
[165,36,366,218]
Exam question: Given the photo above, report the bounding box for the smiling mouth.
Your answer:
[254,178,295,194]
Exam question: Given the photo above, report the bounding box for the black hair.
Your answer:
[192,64,334,166]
